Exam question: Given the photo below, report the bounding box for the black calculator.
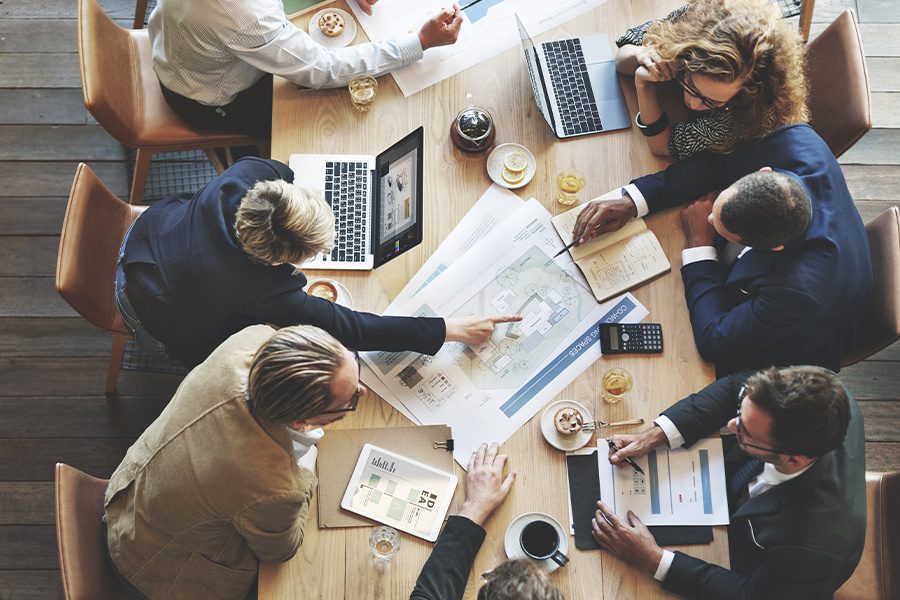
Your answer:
[600,323,663,354]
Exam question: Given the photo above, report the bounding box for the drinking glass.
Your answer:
[601,367,633,404]
[370,526,400,562]
[349,76,378,112]
[556,169,586,206]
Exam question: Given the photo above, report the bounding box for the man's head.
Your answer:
[235,179,335,266]
[709,168,811,249]
[478,559,564,600]
[726,367,850,471]
[247,326,365,430]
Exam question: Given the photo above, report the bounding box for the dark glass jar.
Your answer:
[450,106,496,154]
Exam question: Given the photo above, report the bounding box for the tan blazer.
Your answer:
[104,325,317,600]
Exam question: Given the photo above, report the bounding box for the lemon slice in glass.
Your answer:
[503,151,529,174]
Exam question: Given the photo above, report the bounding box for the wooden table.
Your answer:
[262,2,723,597]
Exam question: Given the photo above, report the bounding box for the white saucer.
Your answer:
[504,512,569,573]
[303,277,354,309]
[540,400,593,451]
[308,8,357,48]
[486,143,536,190]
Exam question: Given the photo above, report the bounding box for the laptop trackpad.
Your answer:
[588,61,622,101]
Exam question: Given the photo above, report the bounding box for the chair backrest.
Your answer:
[56,163,142,334]
[835,470,900,600]
[806,9,872,158]
[55,463,131,600]
[77,0,141,146]
[843,206,900,366]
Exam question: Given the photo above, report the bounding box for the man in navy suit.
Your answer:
[572,124,872,375]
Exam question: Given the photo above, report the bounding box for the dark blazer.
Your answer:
[659,370,866,599]
[633,124,872,375]
[123,157,445,367]
[410,516,486,600]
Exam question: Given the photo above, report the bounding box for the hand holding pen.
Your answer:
[547,195,639,264]
[607,426,669,473]
[607,438,644,475]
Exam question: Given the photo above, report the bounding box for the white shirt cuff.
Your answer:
[653,416,684,449]
[398,33,424,63]
[681,246,718,266]
[653,550,676,582]
[622,184,649,218]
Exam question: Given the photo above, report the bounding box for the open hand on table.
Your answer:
[458,442,516,526]
[571,196,638,245]
[592,501,663,574]
[444,314,523,346]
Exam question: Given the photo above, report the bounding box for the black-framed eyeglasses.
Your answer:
[734,386,784,454]
[677,73,732,111]
[319,350,363,415]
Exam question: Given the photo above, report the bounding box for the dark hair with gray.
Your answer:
[743,366,850,457]
[247,325,347,424]
[721,171,811,248]
[478,559,564,600]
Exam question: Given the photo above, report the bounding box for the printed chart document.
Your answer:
[362,197,648,466]
[348,0,607,96]
[340,444,458,542]
[597,437,729,526]
[551,204,670,302]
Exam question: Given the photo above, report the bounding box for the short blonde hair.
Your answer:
[235,179,335,265]
[248,325,347,424]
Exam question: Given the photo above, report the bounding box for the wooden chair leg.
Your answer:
[204,149,227,174]
[133,0,150,29]
[799,0,816,42]
[106,333,128,396]
[130,148,153,205]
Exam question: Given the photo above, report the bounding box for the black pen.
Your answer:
[607,438,645,475]
[459,0,484,10]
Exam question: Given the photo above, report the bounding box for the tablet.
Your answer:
[340,444,458,542]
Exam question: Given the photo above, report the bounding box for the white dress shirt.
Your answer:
[148,0,423,106]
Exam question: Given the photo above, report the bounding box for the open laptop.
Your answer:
[289,127,424,271]
[516,14,630,139]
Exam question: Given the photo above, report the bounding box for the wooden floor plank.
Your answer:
[0,395,169,438]
[871,92,900,128]
[0,90,88,126]
[842,165,900,199]
[841,360,900,400]
[839,129,900,165]
[0,126,125,161]
[0,525,58,569]
[868,57,900,92]
[0,278,77,318]
[0,318,113,357]
[0,20,75,53]
[810,0,858,23]
[866,442,900,472]
[0,0,136,19]
[0,483,55,525]
[0,198,68,236]
[0,570,63,600]
[0,162,128,198]
[0,439,132,481]
[860,400,900,441]
[858,0,900,23]
[0,237,59,277]
[0,357,183,397]
[0,54,81,88]
[809,22,900,56]
[861,339,900,361]
[853,199,900,222]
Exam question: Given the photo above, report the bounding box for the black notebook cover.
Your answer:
[566,452,713,550]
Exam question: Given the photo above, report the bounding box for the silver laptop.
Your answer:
[289,127,425,271]
[516,14,630,139]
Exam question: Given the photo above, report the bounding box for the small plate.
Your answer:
[303,277,354,309]
[540,400,593,452]
[308,8,357,48]
[486,143,536,190]
[504,512,569,573]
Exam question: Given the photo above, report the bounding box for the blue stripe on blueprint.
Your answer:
[499,296,637,417]
[699,449,713,514]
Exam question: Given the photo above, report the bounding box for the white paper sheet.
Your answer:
[597,437,729,526]
[348,0,608,96]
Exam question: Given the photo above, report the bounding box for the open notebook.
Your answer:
[551,205,670,302]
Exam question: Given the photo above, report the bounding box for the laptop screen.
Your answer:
[515,14,555,132]
[372,127,424,268]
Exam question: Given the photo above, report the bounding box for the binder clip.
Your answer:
[433,439,454,451]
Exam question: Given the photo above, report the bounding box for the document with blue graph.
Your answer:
[597,437,729,526]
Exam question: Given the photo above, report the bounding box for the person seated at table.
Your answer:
[614,0,807,159]
[105,324,369,600]
[411,443,563,600]
[117,156,520,367]
[571,124,872,376]
[148,0,463,139]
[593,366,865,599]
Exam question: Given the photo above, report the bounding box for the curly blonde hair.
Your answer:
[644,0,808,150]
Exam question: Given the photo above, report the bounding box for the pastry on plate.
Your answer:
[554,407,584,435]
[318,12,345,38]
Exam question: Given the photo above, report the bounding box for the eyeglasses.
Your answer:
[319,350,364,415]
[734,408,783,454]
[677,73,732,111]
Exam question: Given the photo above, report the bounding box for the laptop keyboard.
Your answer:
[542,39,603,136]
[323,161,369,262]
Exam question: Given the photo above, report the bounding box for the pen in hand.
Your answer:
[607,438,645,475]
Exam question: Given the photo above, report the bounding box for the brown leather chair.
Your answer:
[835,470,900,600]
[78,0,265,204]
[57,164,146,395]
[843,206,900,366]
[806,9,872,158]
[55,463,131,600]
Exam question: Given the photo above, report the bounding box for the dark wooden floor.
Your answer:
[0,0,897,597]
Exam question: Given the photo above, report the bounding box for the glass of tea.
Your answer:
[370,526,400,562]
[556,169,586,206]
[601,367,633,404]
[349,76,378,112]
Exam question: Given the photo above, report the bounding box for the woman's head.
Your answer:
[235,179,335,266]
[645,0,807,140]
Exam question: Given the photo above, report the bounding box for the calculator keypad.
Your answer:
[618,324,663,353]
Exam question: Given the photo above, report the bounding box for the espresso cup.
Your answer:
[519,519,569,567]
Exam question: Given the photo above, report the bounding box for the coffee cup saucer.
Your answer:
[540,399,593,451]
[504,512,569,573]
[302,278,354,309]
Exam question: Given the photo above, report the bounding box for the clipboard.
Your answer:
[317,425,454,528]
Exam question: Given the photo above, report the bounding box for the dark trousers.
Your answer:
[160,75,273,140]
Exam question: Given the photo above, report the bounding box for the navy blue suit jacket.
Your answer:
[633,124,872,374]
[123,158,444,367]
